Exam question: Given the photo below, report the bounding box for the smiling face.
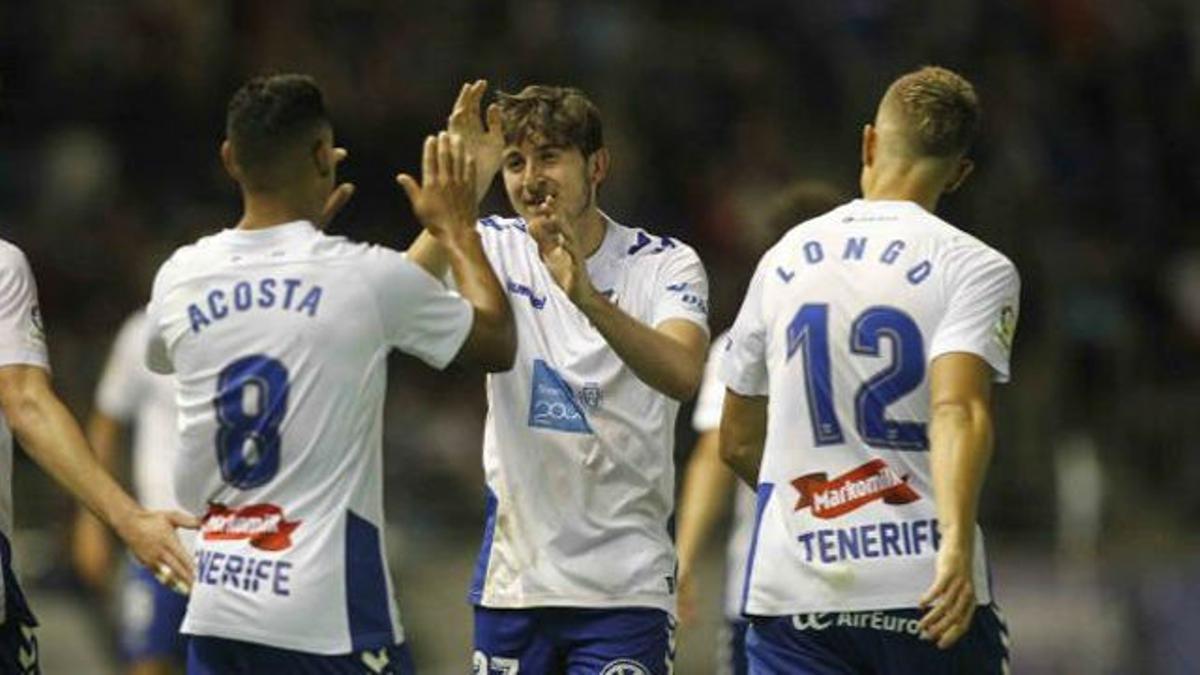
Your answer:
[500,136,599,243]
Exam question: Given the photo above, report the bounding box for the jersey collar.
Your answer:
[220,220,318,248]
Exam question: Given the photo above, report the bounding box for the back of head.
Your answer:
[496,85,604,156]
[876,66,980,160]
[225,74,329,191]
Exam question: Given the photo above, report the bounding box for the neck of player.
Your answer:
[237,188,322,231]
[576,206,608,259]
[862,160,954,214]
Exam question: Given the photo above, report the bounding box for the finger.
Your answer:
[937,604,976,650]
[437,131,453,185]
[450,82,471,118]
[920,580,969,636]
[465,155,477,192]
[163,530,195,581]
[422,135,437,186]
[918,573,950,608]
[485,103,502,136]
[333,147,349,165]
[395,174,420,203]
[449,133,464,183]
[168,510,202,530]
[319,183,355,228]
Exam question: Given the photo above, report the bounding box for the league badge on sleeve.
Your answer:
[994,304,1017,354]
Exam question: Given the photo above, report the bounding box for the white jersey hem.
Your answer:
[182,620,402,656]
[743,587,993,618]
[477,593,676,617]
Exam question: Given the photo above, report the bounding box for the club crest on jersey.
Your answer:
[580,382,603,409]
[599,660,649,675]
[791,459,919,519]
[995,304,1017,353]
[201,503,302,551]
[528,359,592,434]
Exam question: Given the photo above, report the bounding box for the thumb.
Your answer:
[395,174,420,203]
[168,511,202,530]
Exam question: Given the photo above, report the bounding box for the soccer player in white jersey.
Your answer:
[675,182,843,675]
[720,66,1018,673]
[408,82,710,674]
[71,309,188,675]
[0,239,197,674]
[144,74,515,674]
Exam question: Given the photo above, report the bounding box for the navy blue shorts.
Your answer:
[187,635,415,674]
[120,560,187,664]
[718,619,749,675]
[746,605,1009,674]
[473,606,676,674]
[0,617,38,674]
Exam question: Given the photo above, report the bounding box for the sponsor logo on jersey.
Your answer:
[201,503,302,551]
[791,459,919,519]
[665,281,708,315]
[600,660,650,675]
[528,359,592,433]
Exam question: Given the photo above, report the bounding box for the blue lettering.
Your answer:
[258,278,277,308]
[233,282,252,311]
[902,520,914,554]
[195,550,210,580]
[205,552,225,585]
[817,529,836,564]
[207,290,228,319]
[803,241,824,264]
[879,522,902,556]
[912,520,930,553]
[843,237,867,260]
[273,561,292,596]
[906,261,932,285]
[932,519,942,550]
[880,240,905,265]
[223,554,244,589]
[797,532,815,562]
[861,524,880,558]
[282,279,303,309]
[254,559,272,593]
[296,286,322,317]
[188,304,210,333]
[836,527,859,560]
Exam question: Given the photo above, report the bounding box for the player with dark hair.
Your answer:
[409,81,710,674]
[144,73,514,674]
[720,66,1017,673]
[675,180,845,675]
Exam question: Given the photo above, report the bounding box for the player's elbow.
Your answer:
[468,309,516,373]
[930,397,991,436]
[0,366,49,436]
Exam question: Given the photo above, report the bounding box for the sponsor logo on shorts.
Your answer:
[792,611,924,636]
[791,459,919,519]
[600,660,650,675]
[201,502,301,551]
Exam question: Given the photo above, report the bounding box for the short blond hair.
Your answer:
[880,66,980,158]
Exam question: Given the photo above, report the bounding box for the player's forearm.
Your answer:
[0,373,140,531]
[719,391,767,487]
[406,230,451,281]
[85,413,122,475]
[576,291,705,401]
[928,398,993,550]
[676,431,736,579]
[444,229,515,371]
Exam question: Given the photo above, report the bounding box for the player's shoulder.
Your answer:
[926,215,1017,279]
[763,202,853,259]
[0,237,32,271]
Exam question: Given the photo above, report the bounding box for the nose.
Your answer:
[521,159,545,195]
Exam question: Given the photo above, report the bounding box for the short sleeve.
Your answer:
[719,258,770,396]
[928,251,1020,383]
[652,245,710,331]
[691,334,727,432]
[144,261,175,374]
[361,246,473,369]
[0,245,49,370]
[96,312,149,420]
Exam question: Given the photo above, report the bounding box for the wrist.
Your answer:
[573,281,603,312]
[937,522,974,551]
[439,225,481,252]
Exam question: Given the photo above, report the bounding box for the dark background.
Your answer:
[2,1,1199,672]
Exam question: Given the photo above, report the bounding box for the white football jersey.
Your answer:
[467,214,708,614]
[145,221,473,654]
[0,239,48,626]
[96,310,180,512]
[720,199,1019,616]
[690,332,756,621]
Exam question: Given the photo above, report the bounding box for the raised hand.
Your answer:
[917,541,976,649]
[447,79,504,201]
[318,147,355,229]
[533,195,594,306]
[116,508,201,595]
[396,132,478,241]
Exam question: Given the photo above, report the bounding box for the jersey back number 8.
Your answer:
[214,355,289,488]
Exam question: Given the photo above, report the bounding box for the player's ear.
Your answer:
[943,158,974,194]
[220,140,241,182]
[587,148,610,189]
[861,124,876,168]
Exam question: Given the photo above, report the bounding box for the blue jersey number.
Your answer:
[786,304,927,450]
[214,355,289,488]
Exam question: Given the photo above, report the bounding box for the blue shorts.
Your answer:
[718,619,748,675]
[473,606,675,675]
[0,616,38,674]
[187,635,415,674]
[120,560,188,663]
[746,605,1009,675]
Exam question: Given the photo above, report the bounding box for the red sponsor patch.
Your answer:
[201,503,301,551]
[791,459,919,519]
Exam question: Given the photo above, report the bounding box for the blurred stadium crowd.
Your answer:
[2,0,1200,672]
